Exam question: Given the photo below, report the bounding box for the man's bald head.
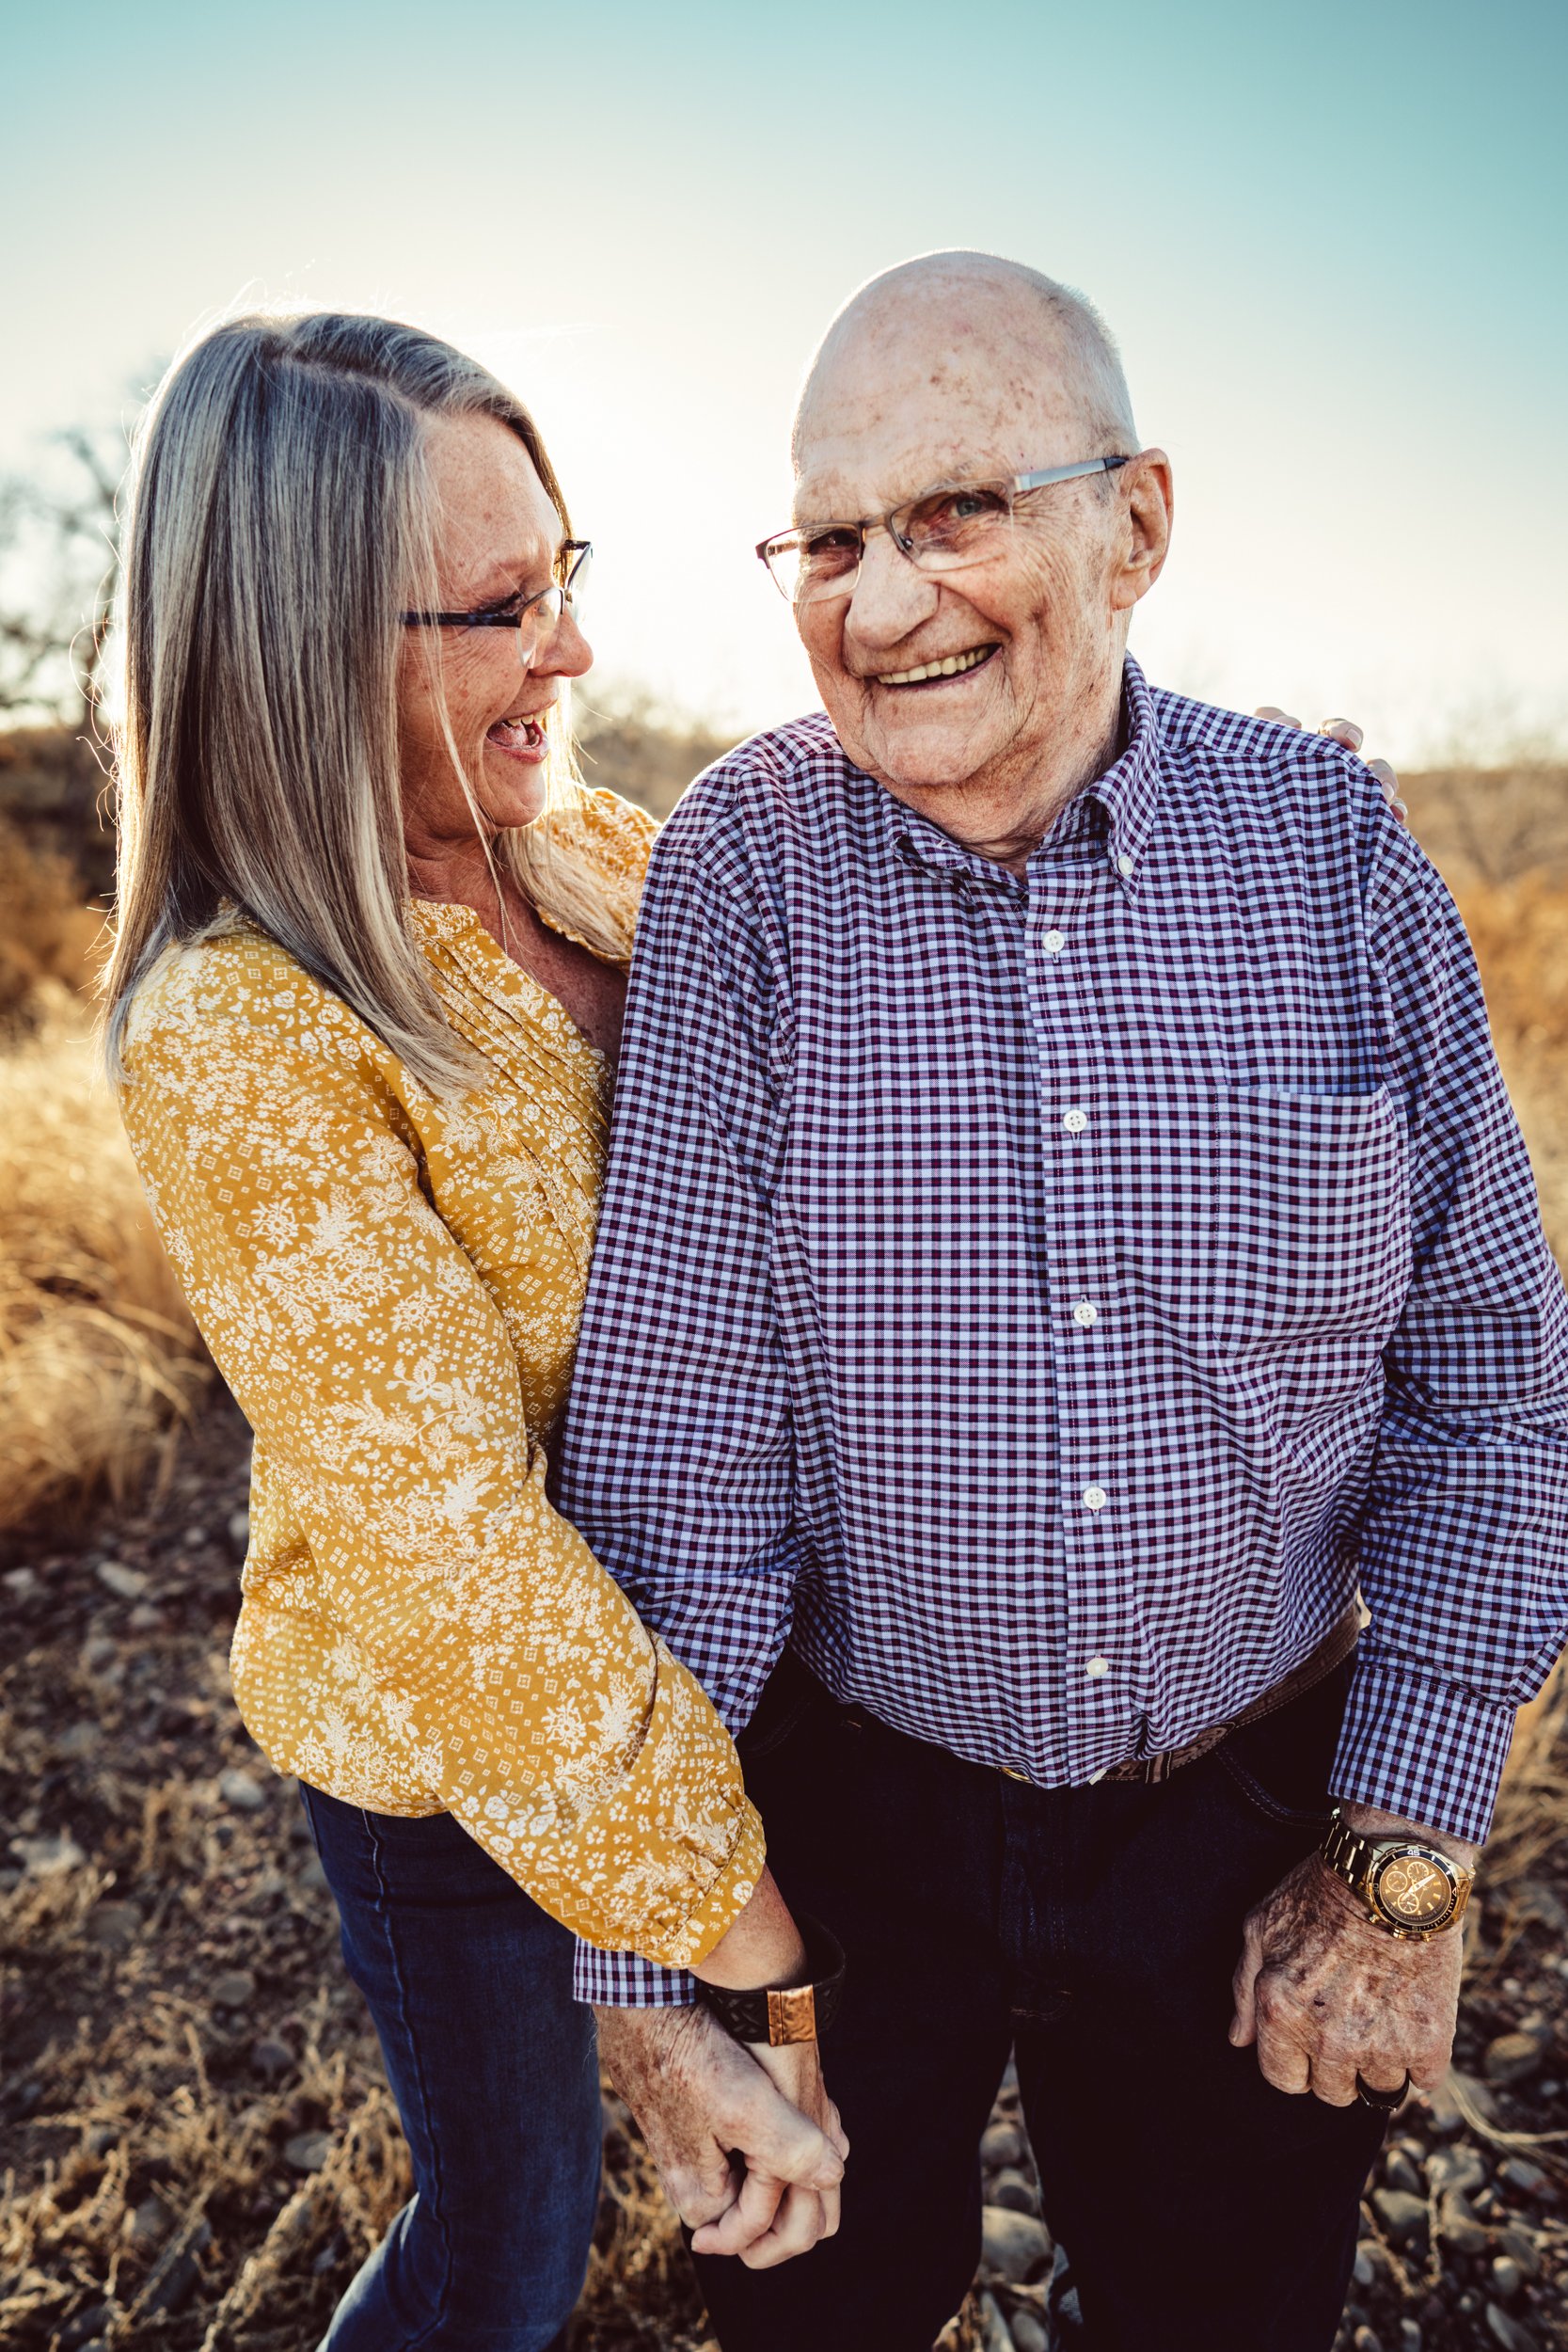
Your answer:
[793,250,1137,471]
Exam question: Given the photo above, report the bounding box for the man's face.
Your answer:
[791,310,1137,804]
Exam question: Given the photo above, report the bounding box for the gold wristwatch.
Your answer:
[1320,1808,1473,1940]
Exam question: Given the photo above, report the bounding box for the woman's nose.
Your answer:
[539,609,594,680]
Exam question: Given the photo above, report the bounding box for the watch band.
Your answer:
[1321,1810,1472,1939]
[1322,1812,1378,1890]
[698,1915,847,2048]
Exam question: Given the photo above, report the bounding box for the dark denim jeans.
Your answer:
[693,1653,1388,2352]
[300,1786,601,2352]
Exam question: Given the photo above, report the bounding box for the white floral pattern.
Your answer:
[117,789,762,1964]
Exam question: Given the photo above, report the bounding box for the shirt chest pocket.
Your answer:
[1117,1083,1412,1357]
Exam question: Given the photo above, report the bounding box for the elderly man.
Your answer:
[560,253,1568,2351]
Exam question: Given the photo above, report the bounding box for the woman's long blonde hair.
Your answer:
[103,310,620,1094]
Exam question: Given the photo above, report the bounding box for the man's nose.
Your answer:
[841,529,940,649]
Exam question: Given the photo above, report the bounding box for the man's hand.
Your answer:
[1255,708,1408,825]
[1229,1807,1472,2106]
[595,2002,847,2268]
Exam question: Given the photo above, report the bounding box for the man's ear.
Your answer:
[1110,449,1173,612]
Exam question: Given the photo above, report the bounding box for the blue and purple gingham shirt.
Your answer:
[560,660,1568,2004]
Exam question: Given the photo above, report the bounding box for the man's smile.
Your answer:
[869,642,999,690]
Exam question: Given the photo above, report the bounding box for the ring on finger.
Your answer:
[1355,2070,1412,2112]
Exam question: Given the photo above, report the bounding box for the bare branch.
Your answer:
[0,415,130,726]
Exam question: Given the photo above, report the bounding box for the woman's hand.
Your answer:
[1256,708,1408,826]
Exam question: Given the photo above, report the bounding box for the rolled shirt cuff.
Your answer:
[575,1943,700,2007]
[1330,1646,1520,1848]
[569,1792,763,2001]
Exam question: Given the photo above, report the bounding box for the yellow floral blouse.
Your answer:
[117,787,763,1966]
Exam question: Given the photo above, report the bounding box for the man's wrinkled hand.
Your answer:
[1228,1853,1462,2106]
[595,2002,847,2268]
[1256,707,1408,825]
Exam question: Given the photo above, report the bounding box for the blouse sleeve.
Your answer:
[118,960,764,1963]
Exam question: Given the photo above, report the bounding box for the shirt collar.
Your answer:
[872,654,1163,901]
[879,796,1018,896]
[1075,656,1162,900]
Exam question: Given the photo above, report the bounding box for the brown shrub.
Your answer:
[0,1015,206,1537]
[575,692,739,823]
[1491,1659,1568,1893]
[1456,871,1568,1055]
[1449,873,1568,1263]
[1402,761,1568,887]
[0,816,104,1028]
[0,723,116,897]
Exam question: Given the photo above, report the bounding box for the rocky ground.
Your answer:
[2,1393,1566,2351]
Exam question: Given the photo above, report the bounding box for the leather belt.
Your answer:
[1000,1599,1365,1790]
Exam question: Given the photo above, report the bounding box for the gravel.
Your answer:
[210,1968,258,2009]
[979,2204,1052,2284]
[1484,2028,1550,2088]
[218,1766,267,1811]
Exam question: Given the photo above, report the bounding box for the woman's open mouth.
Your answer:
[485,714,548,761]
[873,643,999,691]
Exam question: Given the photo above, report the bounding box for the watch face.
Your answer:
[1370,1848,1458,1931]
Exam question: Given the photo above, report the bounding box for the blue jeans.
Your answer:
[300,1785,601,2351]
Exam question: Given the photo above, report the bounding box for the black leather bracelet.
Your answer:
[697,1914,847,2048]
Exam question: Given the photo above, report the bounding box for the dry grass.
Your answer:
[0,1013,206,1538]
[1449,873,1568,1261]
[1488,1666,1568,1928]
[0,818,104,1030]
[0,1943,408,2351]
[0,818,205,1542]
[1402,762,1568,889]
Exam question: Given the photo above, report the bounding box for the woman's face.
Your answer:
[397,410,593,852]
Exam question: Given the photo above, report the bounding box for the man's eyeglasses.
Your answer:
[756,460,1132,605]
[403,540,593,657]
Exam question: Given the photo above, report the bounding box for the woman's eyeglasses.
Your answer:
[403,541,593,658]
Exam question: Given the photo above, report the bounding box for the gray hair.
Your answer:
[103,310,617,1095]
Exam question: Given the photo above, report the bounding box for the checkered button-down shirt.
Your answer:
[561,660,1568,2004]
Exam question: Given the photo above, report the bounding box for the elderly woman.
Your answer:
[103,313,844,2352]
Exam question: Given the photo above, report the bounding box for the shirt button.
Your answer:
[1044,930,1067,957]
[1073,1300,1099,1327]
[1117,851,1134,879]
[1062,1108,1088,1135]
[1085,1655,1111,1677]
[1082,1485,1108,1512]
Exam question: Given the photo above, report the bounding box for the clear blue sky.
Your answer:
[3,0,1564,755]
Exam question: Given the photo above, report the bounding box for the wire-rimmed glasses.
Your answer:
[403,539,593,658]
[756,460,1132,604]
